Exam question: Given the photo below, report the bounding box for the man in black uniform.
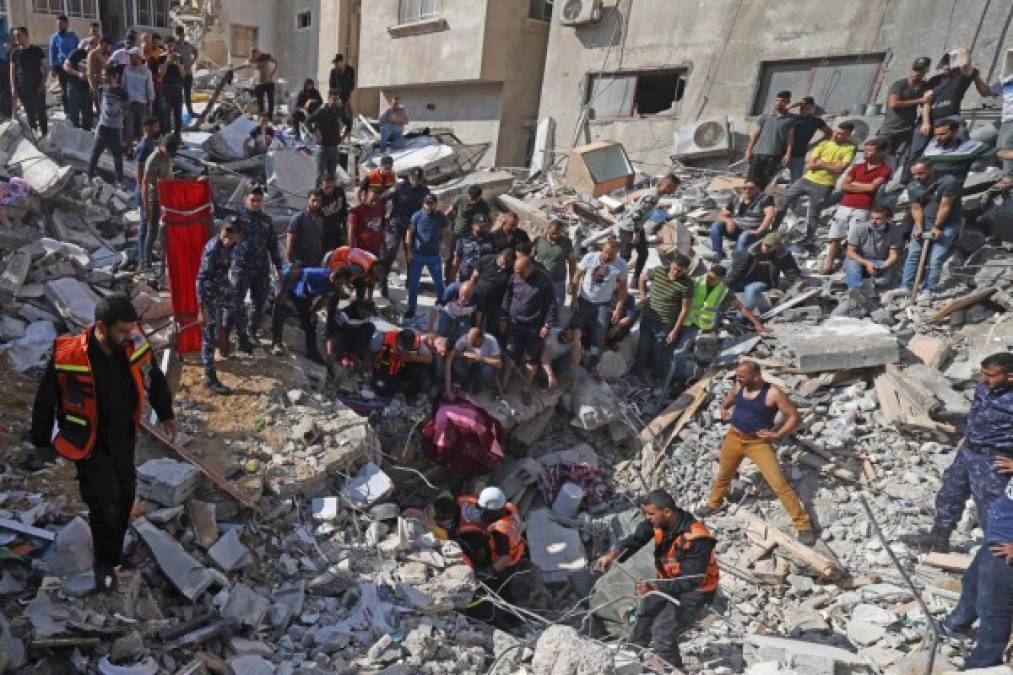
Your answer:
[31,295,175,591]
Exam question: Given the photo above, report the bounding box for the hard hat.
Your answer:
[478,486,506,510]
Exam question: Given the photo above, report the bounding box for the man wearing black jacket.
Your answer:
[726,232,802,310]
[31,295,175,592]
[328,53,355,112]
[594,489,718,671]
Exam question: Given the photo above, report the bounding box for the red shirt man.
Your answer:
[348,189,386,256]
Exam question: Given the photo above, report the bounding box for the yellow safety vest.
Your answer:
[685,279,728,330]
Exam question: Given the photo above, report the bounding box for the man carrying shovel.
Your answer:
[901,158,962,302]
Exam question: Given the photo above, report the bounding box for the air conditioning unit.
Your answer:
[673,118,732,159]
[558,0,603,27]
[831,116,877,146]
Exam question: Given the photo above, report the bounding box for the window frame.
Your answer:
[230,24,258,58]
[32,0,70,16]
[529,0,553,21]
[398,0,439,25]
[296,10,312,31]
[585,68,689,121]
[128,0,171,29]
[750,53,887,116]
[0,0,9,16]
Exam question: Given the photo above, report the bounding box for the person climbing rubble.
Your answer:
[594,489,718,672]
[31,294,175,592]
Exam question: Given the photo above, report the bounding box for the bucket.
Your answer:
[552,482,585,519]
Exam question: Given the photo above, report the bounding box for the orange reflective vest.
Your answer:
[363,168,395,193]
[653,521,719,593]
[325,246,378,280]
[375,330,419,377]
[51,325,153,461]
[487,503,525,568]
[456,494,484,534]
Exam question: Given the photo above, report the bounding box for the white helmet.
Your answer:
[477,486,507,510]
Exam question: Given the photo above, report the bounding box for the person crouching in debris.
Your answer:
[86,64,126,184]
[323,245,382,301]
[197,220,243,395]
[457,487,532,607]
[372,328,433,398]
[270,263,355,364]
[31,294,175,592]
[326,298,376,370]
[698,359,815,544]
[593,489,718,672]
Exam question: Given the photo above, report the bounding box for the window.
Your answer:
[32,0,67,15]
[230,24,258,57]
[296,10,312,30]
[586,70,688,119]
[529,0,553,21]
[398,0,438,24]
[0,0,9,16]
[752,54,886,116]
[131,0,170,28]
[65,0,98,18]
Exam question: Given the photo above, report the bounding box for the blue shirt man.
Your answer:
[48,17,79,71]
[405,195,448,317]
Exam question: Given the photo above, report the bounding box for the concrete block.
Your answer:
[137,458,200,507]
[222,583,270,629]
[43,516,93,577]
[132,518,214,601]
[45,277,100,329]
[311,496,340,521]
[207,529,251,573]
[526,509,587,582]
[227,654,275,675]
[266,149,318,210]
[902,363,970,417]
[203,116,258,161]
[1,320,56,373]
[0,121,73,197]
[772,318,898,373]
[743,634,874,675]
[531,624,615,674]
[340,462,393,509]
[41,120,137,177]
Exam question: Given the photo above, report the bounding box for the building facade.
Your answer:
[357,0,552,167]
[537,0,1012,170]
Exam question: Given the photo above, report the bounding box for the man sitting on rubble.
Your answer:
[905,352,1013,554]
[452,212,498,283]
[634,254,693,397]
[197,220,243,395]
[572,238,627,369]
[244,113,275,158]
[444,327,503,398]
[457,487,531,607]
[373,328,433,398]
[725,232,802,311]
[594,489,718,672]
[843,206,904,290]
[617,173,681,283]
[540,323,582,390]
[707,179,776,262]
[270,262,354,364]
[435,279,477,343]
[699,359,815,545]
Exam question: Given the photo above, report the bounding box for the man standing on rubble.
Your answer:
[743,90,796,189]
[381,166,430,298]
[309,89,349,186]
[901,158,962,301]
[197,220,242,394]
[122,48,153,153]
[172,26,197,118]
[11,26,49,138]
[616,173,681,284]
[878,57,931,160]
[357,154,397,203]
[140,134,179,274]
[445,185,491,280]
[451,212,498,283]
[286,189,325,267]
[319,173,348,251]
[244,47,278,119]
[532,219,576,320]
[133,116,160,267]
[85,36,110,117]
[571,238,627,369]
[594,489,718,671]
[31,294,175,591]
[405,193,447,320]
[786,97,831,183]
[328,54,355,114]
[87,65,126,184]
[63,36,94,130]
[634,254,693,397]
[905,352,1013,554]
[699,359,815,544]
[231,186,283,343]
[48,15,78,115]
[500,254,557,402]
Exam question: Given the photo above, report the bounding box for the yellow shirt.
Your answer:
[803,139,856,186]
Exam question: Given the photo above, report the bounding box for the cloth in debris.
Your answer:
[538,462,612,507]
[420,396,505,478]
[0,177,31,205]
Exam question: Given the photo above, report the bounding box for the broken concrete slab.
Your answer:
[41,120,137,177]
[188,499,219,550]
[43,516,93,578]
[222,583,270,630]
[226,654,275,675]
[743,635,874,674]
[772,318,898,373]
[207,529,251,573]
[132,518,214,601]
[526,509,587,583]
[431,169,515,207]
[0,121,73,197]
[45,277,101,328]
[137,458,200,507]
[340,462,394,509]
[902,363,970,418]
[531,624,615,675]
[266,148,326,210]
[1,320,56,372]
[0,615,26,670]
[0,250,31,298]
[203,116,258,161]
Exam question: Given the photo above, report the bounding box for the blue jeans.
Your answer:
[407,253,445,316]
[944,546,1013,669]
[575,297,611,365]
[380,123,405,151]
[902,226,959,291]
[737,282,769,310]
[316,145,340,186]
[551,280,566,325]
[68,86,93,130]
[709,221,755,260]
[435,311,471,342]
[635,315,698,392]
[842,257,898,290]
[788,156,806,184]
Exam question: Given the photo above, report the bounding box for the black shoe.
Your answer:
[901,526,951,553]
[938,620,973,643]
[306,349,325,365]
[204,371,231,395]
[238,337,255,354]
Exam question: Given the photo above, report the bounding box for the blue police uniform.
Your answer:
[230,208,283,337]
[196,236,238,371]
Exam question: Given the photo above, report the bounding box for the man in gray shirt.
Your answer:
[286,190,326,267]
[173,26,198,117]
[843,206,903,290]
[744,90,796,189]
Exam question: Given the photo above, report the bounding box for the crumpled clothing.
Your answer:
[421,395,505,478]
[539,462,612,506]
[0,178,32,204]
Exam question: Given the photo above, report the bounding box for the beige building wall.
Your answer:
[6,0,99,47]
[358,0,549,167]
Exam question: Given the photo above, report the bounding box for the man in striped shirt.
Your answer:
[634,254,693,396]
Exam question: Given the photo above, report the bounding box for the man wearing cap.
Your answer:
[309,89,349,186]
[744,90,796,189]
[456,486,531,606]
[378,94,408,152]
[879,58,932,159]
[328,53,356,113]
[452,212,498,283]
[406,194,447,319]
[726,232,802,311]
[48,15,78,114]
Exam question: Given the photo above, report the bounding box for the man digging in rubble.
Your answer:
[594,489,719,672]
[31,295,175,592]
[904,352,1013,554]
[197,220,242,395]
[698,359,815,545]
[457,487,532,610]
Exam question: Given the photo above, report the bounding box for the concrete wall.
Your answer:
[274,0,320,92]
[537,0,1013,171]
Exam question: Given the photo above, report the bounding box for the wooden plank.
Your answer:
[924,552,973,573]
[648,375,715,478]
[0,516,56,541]
[734,509,846,580]
[928,287,997,324]
[639,389,696,443]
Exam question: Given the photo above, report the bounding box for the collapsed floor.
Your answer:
[0,69,1012,675]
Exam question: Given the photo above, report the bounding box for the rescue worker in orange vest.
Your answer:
[355,154,397,203]
[324,245,382,301]
[372,328,432,398]
[455,487,532,605]
[30,295,176,593]
[594,489,718,672]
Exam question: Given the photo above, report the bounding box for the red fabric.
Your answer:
[421,396,505,478]
[348,203,385,256]
[839,161,893,210]
[158,179,214,357]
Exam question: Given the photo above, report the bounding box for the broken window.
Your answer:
[296,10,312,30]
[586,70,687,119]
[529,0,553,21]
[399,0,438,24]
[752,53,886,116]
[230,25,258,58]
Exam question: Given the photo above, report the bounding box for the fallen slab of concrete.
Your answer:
[0,121,73,197]
[772,317,898,373]
[132,518,214,601]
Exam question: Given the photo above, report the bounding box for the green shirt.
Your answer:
[642,266,693,327]
[531,234,573,282]
[143,150,174,203]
